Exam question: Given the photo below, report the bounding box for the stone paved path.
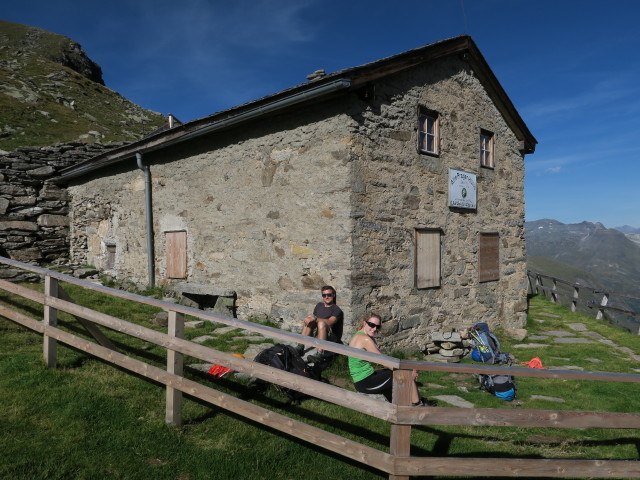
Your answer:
[524,311,640,364]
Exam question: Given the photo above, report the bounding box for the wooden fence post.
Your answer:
[571,286,579,312]
[43,275,58,368]
[596,293,609,320]
[390,368,413,480]
[166,310,184,426]
[551,278,558,303]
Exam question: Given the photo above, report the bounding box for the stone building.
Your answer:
[55,36,536,350]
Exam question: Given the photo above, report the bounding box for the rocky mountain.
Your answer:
[526,219,640,331]
[0,20,166,151]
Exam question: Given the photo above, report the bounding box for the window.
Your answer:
[166,231,187,279]
[480,129,494,168]
[478,232,499,282]
[414,229,441,288]
[418,108,439,155]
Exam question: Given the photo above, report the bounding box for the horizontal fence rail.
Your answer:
[527,270,640,334]
[1,256,639,479]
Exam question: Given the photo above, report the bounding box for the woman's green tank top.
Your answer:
[348,332,374,382]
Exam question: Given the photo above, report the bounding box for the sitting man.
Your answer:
[299,285,344,353]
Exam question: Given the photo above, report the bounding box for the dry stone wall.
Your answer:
[0,141,123,280]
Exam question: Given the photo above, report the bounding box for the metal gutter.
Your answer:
[55,78,352,183]
[136,152,155,287]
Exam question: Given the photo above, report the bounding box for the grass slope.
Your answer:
[1,283,639,480]
[0,20,166,151]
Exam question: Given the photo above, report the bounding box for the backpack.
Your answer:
[468,323,516,401]
[479,374,516,401]
[468,322,511,365]
[253,344,319,402]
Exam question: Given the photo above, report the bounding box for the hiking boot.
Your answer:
[306,352,322,365]
[295,343,305,355]
[411,397,429,407]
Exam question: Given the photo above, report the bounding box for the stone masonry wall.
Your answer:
[67,102,357,331]
[0,142,123,281]
[348,57,528,351]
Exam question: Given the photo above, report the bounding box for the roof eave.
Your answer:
[54,35,536,183]
[53,78,352,184]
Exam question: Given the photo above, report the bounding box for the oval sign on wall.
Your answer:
[448,168,477,209]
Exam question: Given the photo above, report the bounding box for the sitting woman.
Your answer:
[348,312,427,406]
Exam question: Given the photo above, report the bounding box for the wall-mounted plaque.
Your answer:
[448,168,477,209]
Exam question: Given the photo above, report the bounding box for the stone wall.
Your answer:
[67,102,357,328]
[0,142,123,280]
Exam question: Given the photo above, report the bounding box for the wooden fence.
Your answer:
[1,256,640,479]
[527,271,640,332]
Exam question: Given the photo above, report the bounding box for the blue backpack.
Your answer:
[468,322,511,365]
[468,323,516,401]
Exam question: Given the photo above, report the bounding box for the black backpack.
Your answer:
[253,344,319,402]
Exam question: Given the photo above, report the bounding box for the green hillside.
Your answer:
[0,20,166,151]
[1,281,639,479]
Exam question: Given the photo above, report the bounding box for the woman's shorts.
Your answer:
[354,369,393,394]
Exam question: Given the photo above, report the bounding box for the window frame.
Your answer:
[478,232,500,283]
[417,107,440,156]
[480,129,495,169]
[414,228,442,289]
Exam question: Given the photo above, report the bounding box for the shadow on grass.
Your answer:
[0,292,44,318]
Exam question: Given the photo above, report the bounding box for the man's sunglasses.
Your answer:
[322,293,334,297]
[366,321,380,330]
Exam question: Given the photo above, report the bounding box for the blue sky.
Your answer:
[3,0,640,229]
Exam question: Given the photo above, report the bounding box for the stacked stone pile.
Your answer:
[422,329,473,363]
[0,141,125,281]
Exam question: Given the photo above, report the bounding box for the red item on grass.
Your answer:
[520,357,545,369]
[207,353,244,378]
[208,364,233,378]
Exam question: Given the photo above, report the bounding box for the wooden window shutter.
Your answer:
[106,245,116,270]
[415,229,441,288]
[166,231,187,279]
[478,232,499,282]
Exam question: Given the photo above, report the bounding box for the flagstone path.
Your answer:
[514,315,640,363]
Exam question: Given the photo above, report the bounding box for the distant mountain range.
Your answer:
[615,225,640,247]
[615,225,640,234]
[525,219,640,331]
[0,20,166,151]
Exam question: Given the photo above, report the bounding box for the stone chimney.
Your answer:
[306,69,326,81]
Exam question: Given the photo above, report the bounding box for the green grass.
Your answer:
[1,286,639,479]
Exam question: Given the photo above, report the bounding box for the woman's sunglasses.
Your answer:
[365,321,380,330]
